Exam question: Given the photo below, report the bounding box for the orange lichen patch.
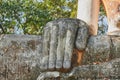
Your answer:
[55,67,72,73]
[71,49,84,67]
[76,49,84,65]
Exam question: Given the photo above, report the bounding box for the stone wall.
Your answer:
[0,35,42,80]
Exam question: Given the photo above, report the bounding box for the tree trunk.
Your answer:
[77,0,120,35]
[77,0,100,35]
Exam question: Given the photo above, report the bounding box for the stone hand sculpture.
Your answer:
[40,0,120,72]
[40,18,89,71]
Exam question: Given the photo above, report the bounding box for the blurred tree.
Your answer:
[0,0,78,34]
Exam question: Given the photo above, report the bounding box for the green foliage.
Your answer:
[100,4,106,16]
[0,0,77,34]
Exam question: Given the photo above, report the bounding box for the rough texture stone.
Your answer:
[82,35,111,64]
[37,58,120,80]
[1,34,120,80]
[0,34,42,80]
[0,18,120,80]
[110,36,120,59]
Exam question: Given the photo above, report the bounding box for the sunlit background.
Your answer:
[0,0,108,35]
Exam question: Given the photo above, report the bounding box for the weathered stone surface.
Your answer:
[111,36,120,59]
[75,20,89,50]
[1,18,120,80]
[83,35,111,64]
[0,34,42,80]
[37,58,120,80]
[0,34,120,80]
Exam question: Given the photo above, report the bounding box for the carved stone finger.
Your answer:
[56,20,67,69]
[63,20,78,68]
[75,20,89,50]
[49,22,58,69]
[41,25,50,70]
